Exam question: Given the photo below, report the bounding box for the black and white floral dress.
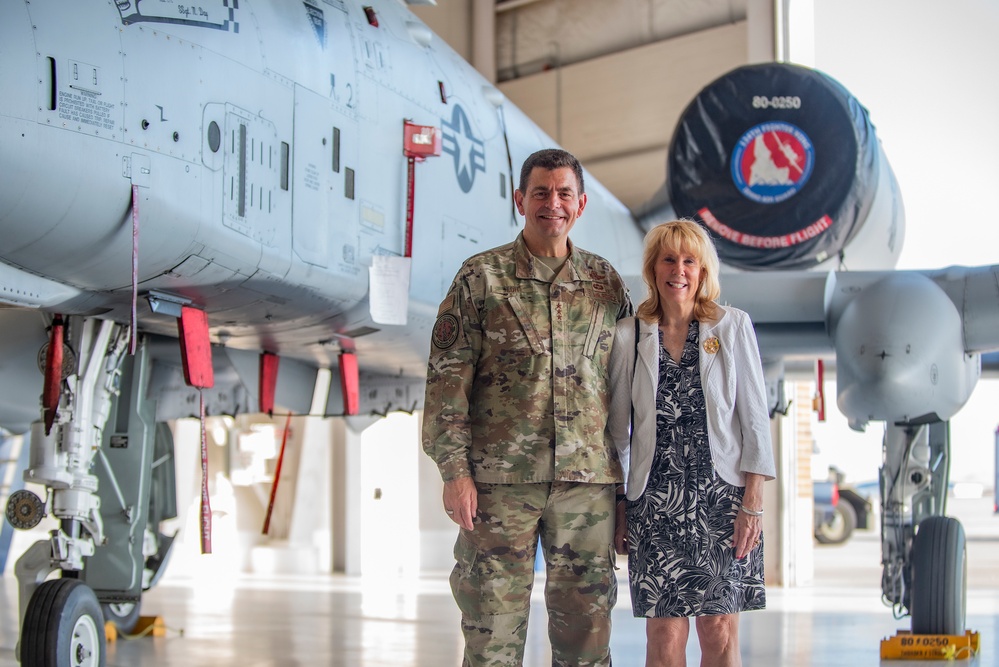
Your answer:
[626,320,765,617]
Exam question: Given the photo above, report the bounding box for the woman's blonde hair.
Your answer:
[636,220,721,324]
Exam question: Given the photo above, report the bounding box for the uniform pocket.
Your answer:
[506,293,547,355]
[450,532,484,617]
[451,530,535,617]
[582,302,608,359]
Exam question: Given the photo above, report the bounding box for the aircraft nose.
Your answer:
[833,272,977,424]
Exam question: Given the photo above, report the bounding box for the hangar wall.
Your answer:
[412,0,776,211]
[497,23,749,209]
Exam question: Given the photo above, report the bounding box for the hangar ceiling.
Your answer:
[410,0,775,212]
[492,0,748,80]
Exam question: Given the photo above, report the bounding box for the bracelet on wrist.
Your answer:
[739,504,764,516]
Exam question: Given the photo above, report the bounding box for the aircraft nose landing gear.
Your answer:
[20,579,105,667]
[12,318,127,666]
[878,422,979,659]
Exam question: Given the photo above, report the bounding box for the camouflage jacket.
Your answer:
[422,232,632,484]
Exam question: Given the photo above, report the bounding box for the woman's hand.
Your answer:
[733,509,762,559]
[734,473,764,559]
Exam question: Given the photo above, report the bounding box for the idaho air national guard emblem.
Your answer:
[432,313,459,350]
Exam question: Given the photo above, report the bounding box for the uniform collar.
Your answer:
[513,232,585,283]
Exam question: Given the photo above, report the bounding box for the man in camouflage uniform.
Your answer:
[423,149,632,666]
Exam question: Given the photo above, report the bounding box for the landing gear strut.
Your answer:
[879,421,967,635]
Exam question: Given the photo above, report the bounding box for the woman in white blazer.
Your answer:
[608,220,776,666]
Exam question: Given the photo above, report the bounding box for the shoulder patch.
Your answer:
[432,313,460,350]
[437,293,457,317]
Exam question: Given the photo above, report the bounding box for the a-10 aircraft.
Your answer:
[1,0,997,665]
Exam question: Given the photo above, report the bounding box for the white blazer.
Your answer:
[608,305,776,499]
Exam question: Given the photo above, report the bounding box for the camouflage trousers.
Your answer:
[450,481,618,667]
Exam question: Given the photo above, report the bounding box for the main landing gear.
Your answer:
[879,421,967,636]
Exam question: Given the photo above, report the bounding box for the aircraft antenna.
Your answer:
[498,105,517,226]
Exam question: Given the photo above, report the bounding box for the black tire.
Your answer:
[101,598,142,634]
[815,500,857,545]
[21,578,107,667]
[911,516,966,636]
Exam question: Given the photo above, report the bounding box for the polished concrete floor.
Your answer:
[1,497,997,666]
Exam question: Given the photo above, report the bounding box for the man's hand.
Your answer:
[443,477,478,531]
[613,501,628,555]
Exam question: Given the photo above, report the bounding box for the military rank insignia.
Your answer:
[432,313,460,349]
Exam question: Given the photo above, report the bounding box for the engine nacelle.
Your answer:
[665,63,904,272]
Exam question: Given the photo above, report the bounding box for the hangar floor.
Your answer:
[1,497,996,666]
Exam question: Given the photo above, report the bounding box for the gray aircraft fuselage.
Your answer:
[0,0,644,428]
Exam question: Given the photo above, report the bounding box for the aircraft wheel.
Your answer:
[101,598,142,634]
[21,578,107,667]
[911,516,966,636]
[815,500,857,545]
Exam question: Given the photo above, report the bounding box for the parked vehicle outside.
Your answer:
[814,468,873,544]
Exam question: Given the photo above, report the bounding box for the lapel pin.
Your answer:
[703,337,720,354]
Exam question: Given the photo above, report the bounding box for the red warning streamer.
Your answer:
[402,121,441,258]
[199,391,212,554]
[405,156,416,258]
[259,352,279,415]
[178,306,214,389]
[262,412,293,535]
[815,359,826,422]
[42,315,64,435]
[177,306,215,554]
[130,184,139,355]
[339,351,359,416]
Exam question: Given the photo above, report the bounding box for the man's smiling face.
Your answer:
[515,166,587,256]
